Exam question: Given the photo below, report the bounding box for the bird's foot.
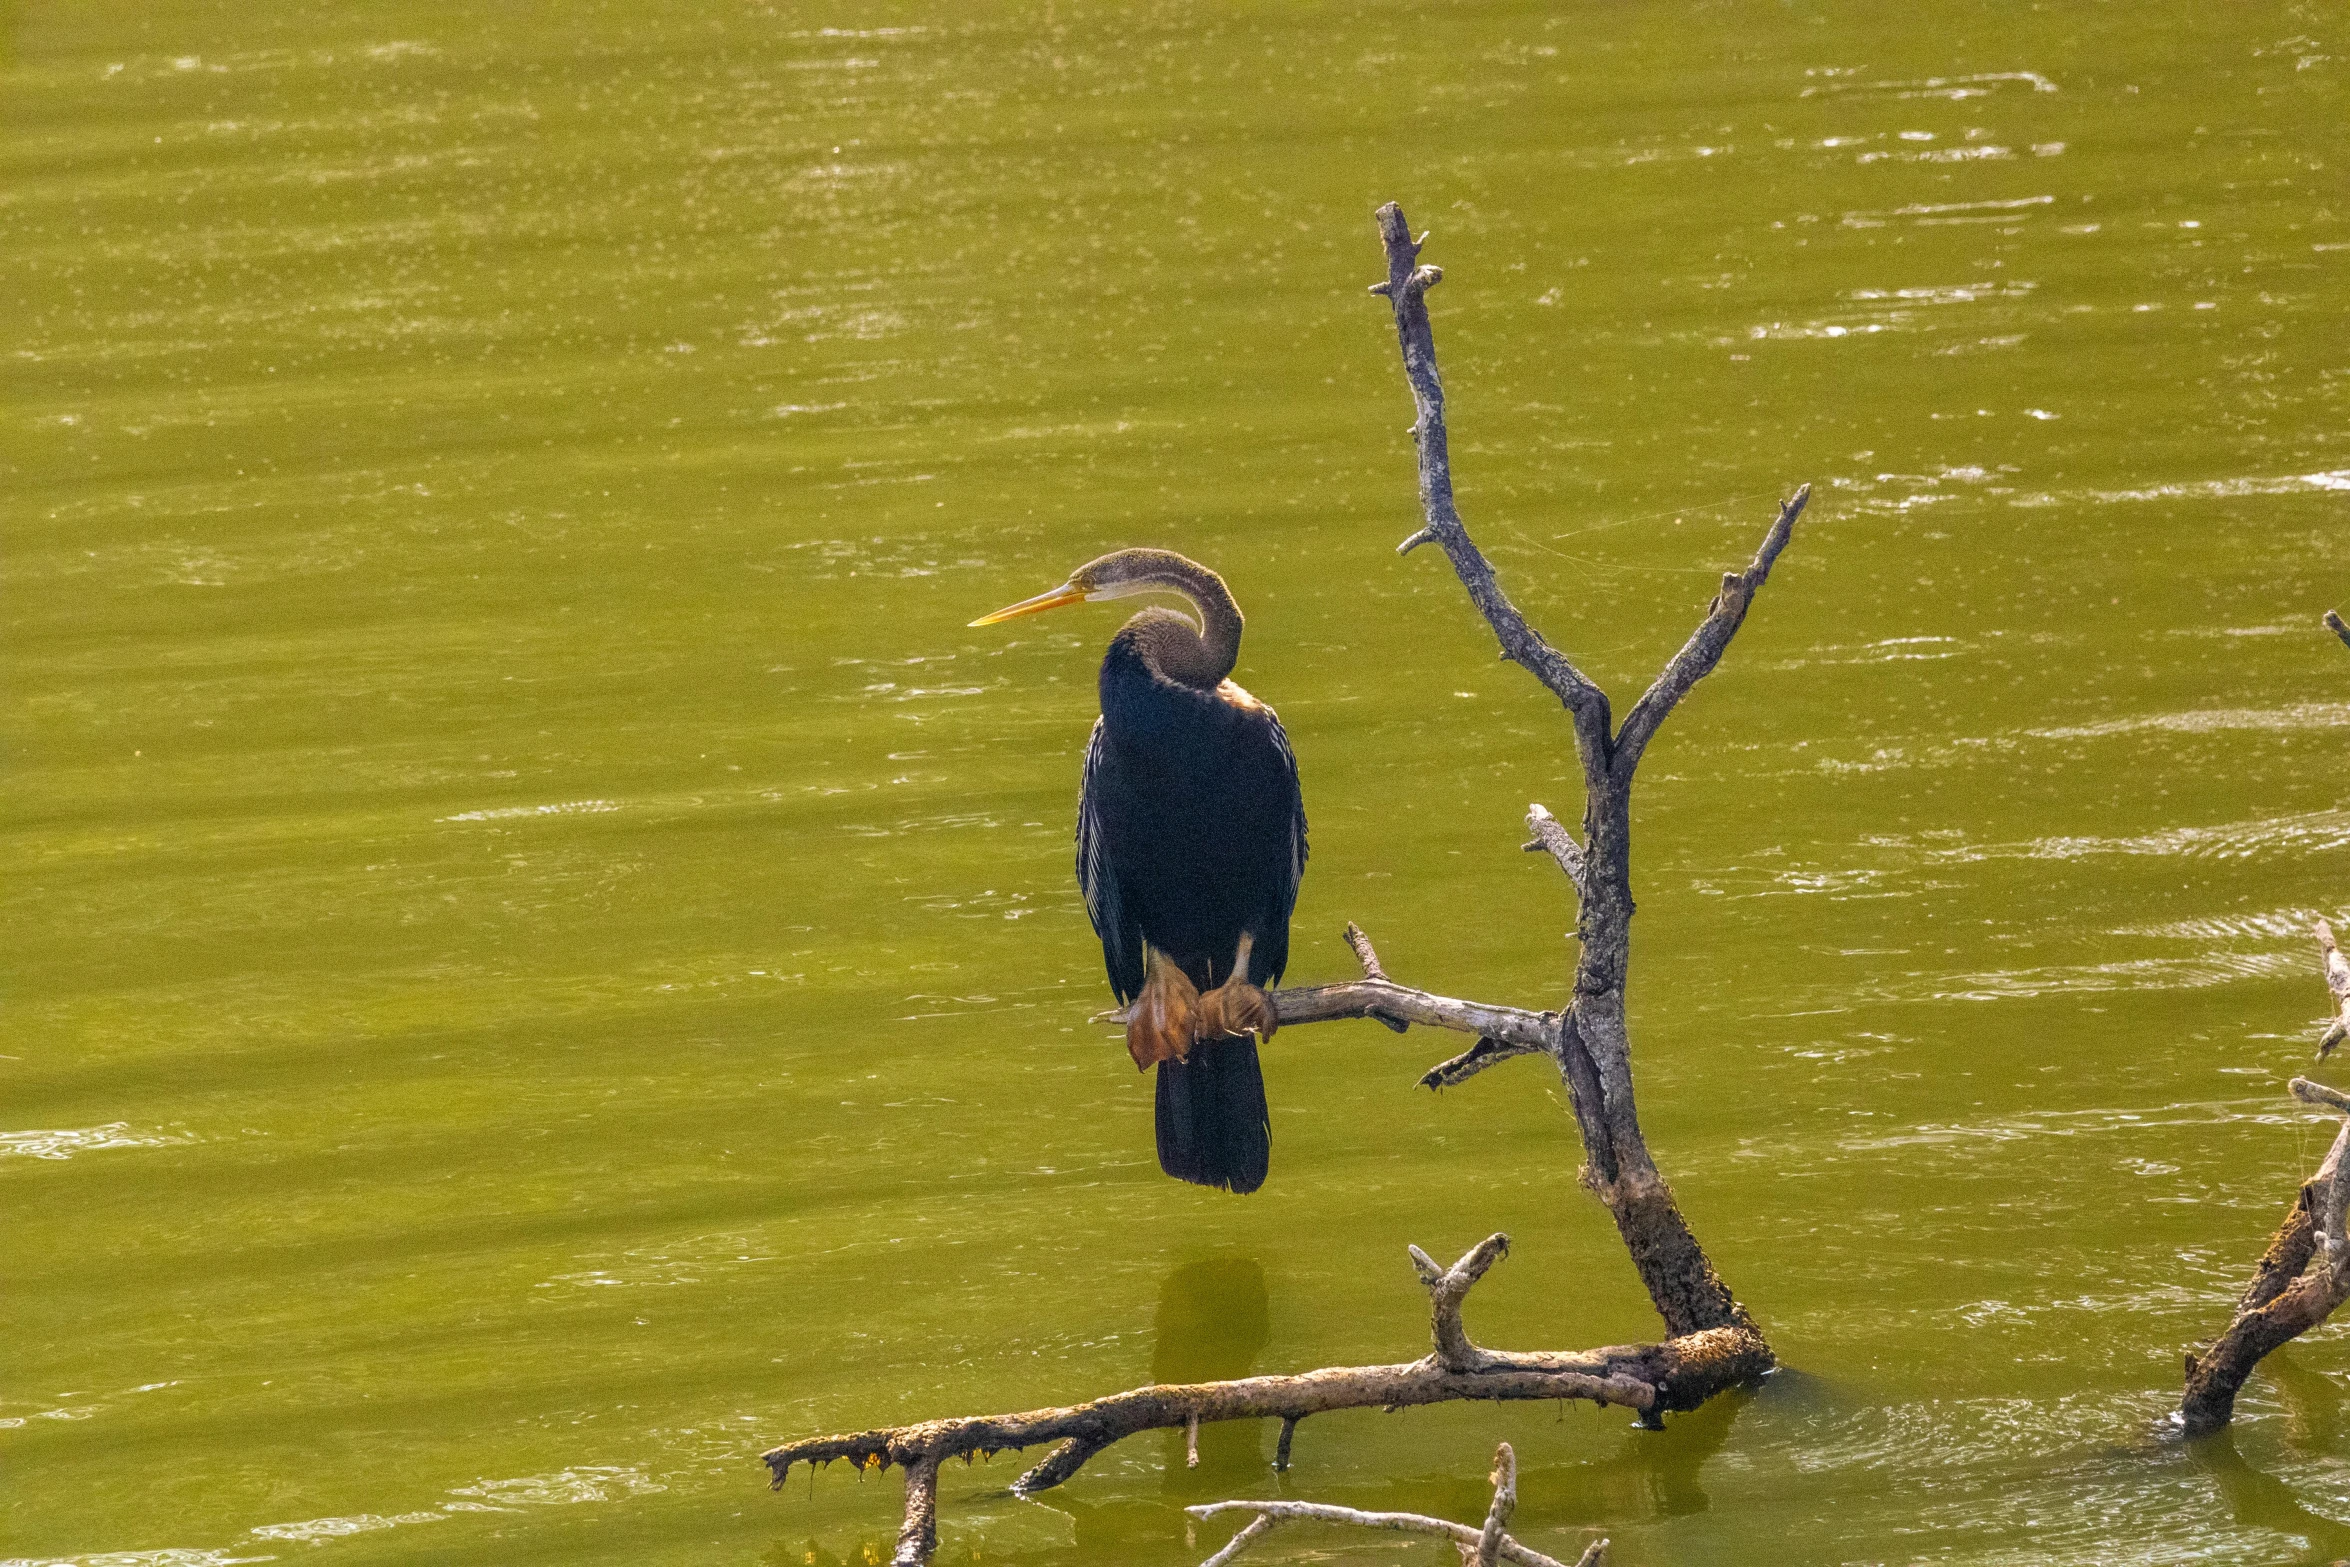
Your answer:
[1125,950,1200,1071]
[1196,975,1277,1043]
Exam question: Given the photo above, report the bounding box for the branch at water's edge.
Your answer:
[2178,921,2350,1434]
[762,1238,1768,1564]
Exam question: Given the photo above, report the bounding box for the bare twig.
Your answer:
[1189,1499,1583,1567]
[1522,803,1587,897]
[1189,1442,1603,1567]
[1421,1034,1553,1090]
[1268,940,1557,1052]
[2316,919,2350,1060]
[2326,608,2350,652]
[1200,1513,1275,1567]
[1475,1442,1518,1565]
[1342,920,1412,1033]
[2295,1077,2350,1116]
[1609,486,1809,783]
[1371,202,1613,773]
[1013,1433,1103,1493]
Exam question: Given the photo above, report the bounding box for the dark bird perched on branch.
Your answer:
[973,549,1307,1193]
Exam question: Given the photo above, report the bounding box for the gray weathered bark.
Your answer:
[1372,200,1798,1339]
[764,1237,1769,1553]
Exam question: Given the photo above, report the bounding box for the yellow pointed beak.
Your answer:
[969,582,1086,627]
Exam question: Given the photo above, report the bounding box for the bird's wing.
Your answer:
[1256,707,1309,986]
[1076,717,1146,1004]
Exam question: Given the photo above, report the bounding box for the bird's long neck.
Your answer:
[1124,561,1242,689]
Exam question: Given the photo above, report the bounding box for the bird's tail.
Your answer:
[1155,1034,1270,1194]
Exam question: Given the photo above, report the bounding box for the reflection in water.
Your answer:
[2180,1347,2350,1566]
[1012,1259,1273,1562]
[2188,1424,2350,1565]
[2269,1351,2347,1451]
[1152,1259,1272,1491]
[1617,1379,1749,1519]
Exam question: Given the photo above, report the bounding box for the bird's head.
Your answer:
[968,548,1230,629]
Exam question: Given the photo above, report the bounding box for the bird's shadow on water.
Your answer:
[1152,1257,1273,1493]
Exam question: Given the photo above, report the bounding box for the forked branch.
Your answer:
[763,1239,1763,1562]
[1373,199,1788,1342]
[1190,1442,1607,1567]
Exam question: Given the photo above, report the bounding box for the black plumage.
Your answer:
[1079,623,1306,1192]
[972,549,1307,1194]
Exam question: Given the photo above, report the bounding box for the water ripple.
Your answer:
[0,1125,197,1162]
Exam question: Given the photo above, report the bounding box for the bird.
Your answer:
[972,548,1307,1194]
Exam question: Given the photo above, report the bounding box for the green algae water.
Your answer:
[7,2,2349,1562]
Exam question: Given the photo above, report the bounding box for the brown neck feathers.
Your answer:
[1120,554,1242,688]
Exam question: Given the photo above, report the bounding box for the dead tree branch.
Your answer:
[1373,198,1797,1342]
[2178,621,2350,1434]
[890,1456,937,1567]
[1189,1442,1606,1567]
[2317,917,2350,1061]
[1269,927,1557,1052]
[764,1239,1766,1554]
[1523,802,1587,894]
[2180,1075,2350,1435]
[1369,208,1613,777]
